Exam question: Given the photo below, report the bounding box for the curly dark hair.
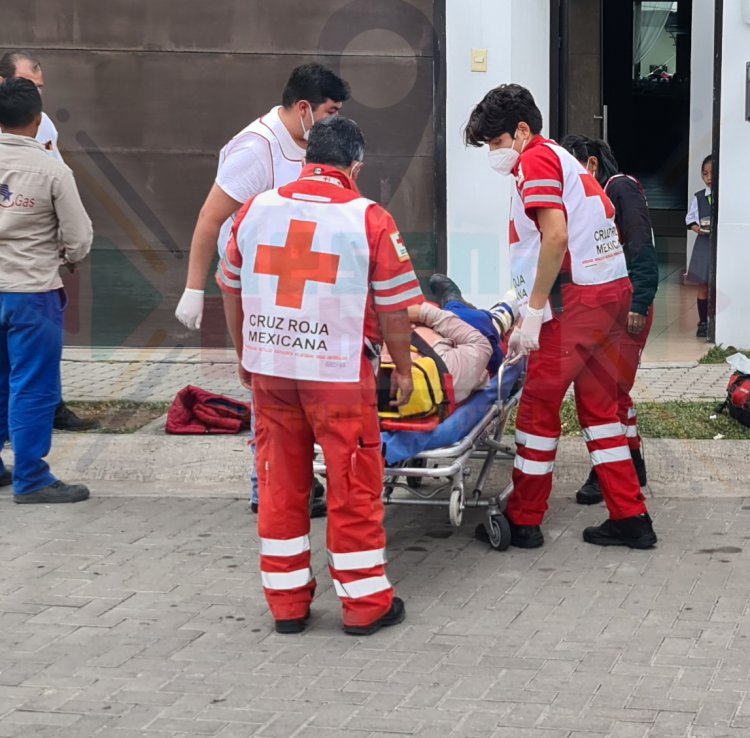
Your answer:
[464,84,543,147]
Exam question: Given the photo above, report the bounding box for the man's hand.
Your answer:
[506,307,545,364]
[175,289,205,330]
[390,369,414,408]
[627,311,647,335]
[238,364,253,390]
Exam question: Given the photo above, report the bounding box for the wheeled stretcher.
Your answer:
[313,360,525,551]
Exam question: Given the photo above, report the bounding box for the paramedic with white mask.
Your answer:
[175,63,351,331]
[218,117,424,636]
[465,84,657,550]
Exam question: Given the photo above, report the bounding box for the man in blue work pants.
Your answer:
[0,78,93,503]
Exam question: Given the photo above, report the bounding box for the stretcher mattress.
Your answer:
[382,361,523,464]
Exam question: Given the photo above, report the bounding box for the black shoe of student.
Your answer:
[344,597,406,636]
[275,608,311,634]
[583,513,657,549]
[696,322,708,338]
[54,402,100,431]
[474,513,544,549]
[428,274,474,309]
[14,481,90,504]
[0,468,12,488]
[631,447,648,487]
[576,468,604,505]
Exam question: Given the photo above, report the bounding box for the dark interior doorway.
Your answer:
[551,0,693,252]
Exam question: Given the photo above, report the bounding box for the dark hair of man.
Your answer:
[0,77,42,128]
[701,154,712,170]
[306,116,365,169]
[282,63,351,109]
[464,84,544,147]
[561,134,620,187]
[0,50,41,80]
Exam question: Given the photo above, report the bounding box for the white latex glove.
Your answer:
[175,288,205,330]
[506,305,545,364]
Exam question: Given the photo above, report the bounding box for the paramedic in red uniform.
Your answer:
[218,117,424,635]
[465,84,657,550]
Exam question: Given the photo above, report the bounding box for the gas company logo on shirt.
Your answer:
[0,184,35,209]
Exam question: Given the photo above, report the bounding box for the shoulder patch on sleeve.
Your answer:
[390,231,410,262]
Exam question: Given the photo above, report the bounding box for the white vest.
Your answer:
[235,188,373,383]
[510,143,628,319]
[217,111,303,257]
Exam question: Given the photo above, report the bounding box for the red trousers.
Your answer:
[616,306,654,451]
[506,279,648,526]
[252,356,393,627]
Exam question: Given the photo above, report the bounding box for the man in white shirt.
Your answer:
[0,51,62,161]
[175,63,351,331]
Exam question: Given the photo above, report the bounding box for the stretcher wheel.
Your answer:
[449,488,464,527]
[488,514,511,551]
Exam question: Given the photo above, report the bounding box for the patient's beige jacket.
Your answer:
[0,133,92,292]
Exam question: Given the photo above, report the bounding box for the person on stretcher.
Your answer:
[381,274,519,406]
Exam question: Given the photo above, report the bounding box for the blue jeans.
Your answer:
[249,389,259,504]
[444,300,504,376]
[0,291,64,495]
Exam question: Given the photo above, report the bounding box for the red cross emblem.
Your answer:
[580,173,616,219]
[254,219,340,310]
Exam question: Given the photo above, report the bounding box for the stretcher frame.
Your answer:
[313,361,524,551]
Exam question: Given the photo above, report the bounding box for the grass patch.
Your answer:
[66,401,170,433]
[507,399,750,440]
[699,345,750,364]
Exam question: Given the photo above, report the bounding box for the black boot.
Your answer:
[428,274,474,309]
[475,513,544,548]
[54,401,100,431]
[575,468,603,505]
[631,447,647,487]
[344,597,406,636]
[583,513,657,549]
[696,322,708,338]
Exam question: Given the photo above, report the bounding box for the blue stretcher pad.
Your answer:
[382,361,523,465]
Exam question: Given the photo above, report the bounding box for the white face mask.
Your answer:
[300,105,315,142]
[487,131,525,176]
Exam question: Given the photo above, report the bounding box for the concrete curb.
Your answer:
[4,434,745,498]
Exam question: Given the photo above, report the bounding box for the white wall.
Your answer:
[715,0,750,346]
[445,0,550,307]
[686,2,715,268]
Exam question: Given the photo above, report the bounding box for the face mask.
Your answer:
[488,145,520,176]
[488,131,524,176]
[300,105,315,142]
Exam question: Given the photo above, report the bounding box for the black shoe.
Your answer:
[344,597,406,636]
[576,468,603,505]
[249,501,259,514]
[275,608,311,634]
[631,448,648,487]
[0,467,12,488]
[696,322,708,338]
[14,480,90,504]
[583,513,657,549]
[474,513,544,549]
[428,274,474,309]
[54,402,100,431]
[310,497,327,518]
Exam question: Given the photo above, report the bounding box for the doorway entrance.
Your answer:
[551,0,706,361]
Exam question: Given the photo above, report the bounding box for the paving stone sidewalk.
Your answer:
[2,487,750,737]
[61,350,731,403]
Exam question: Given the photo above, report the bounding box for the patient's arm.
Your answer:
[415,303,492,403]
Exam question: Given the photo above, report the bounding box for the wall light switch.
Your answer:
[471,48,488,73]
